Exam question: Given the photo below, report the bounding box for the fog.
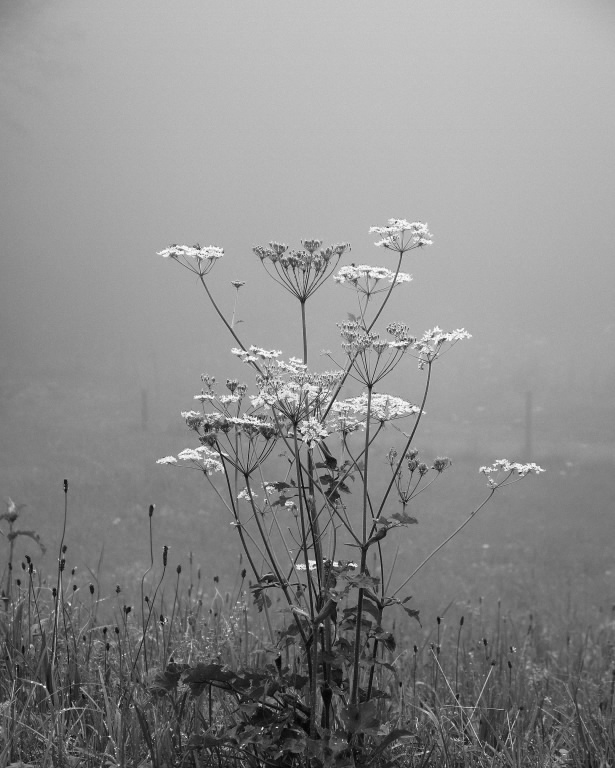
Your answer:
[1,1,614,610]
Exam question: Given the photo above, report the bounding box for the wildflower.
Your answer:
[369,219,433,251]
[296,560,318,572]
[479,460,545,477]
[254,359,343,422]
[412,327,471,368]
[176,446,225,474]
[298,417,329,448]
[157,244,224,276]
[432,457,452,473]
[333,393,420,423]
[232,346,282,364]
[194,391,216,403]
[156,456,178,465]
[237,488,258,502]
[338,321,413,385]
[231,280,245,289]
[254,240,351,301]
[334,264,412,297]
[479,459,545,489]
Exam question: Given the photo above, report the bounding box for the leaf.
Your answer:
[268,481,292,491]
[283,672,309,690]
[364,528,388,548]
[339,700,380,735]
[372,627,396,653]
[7,530,46,553]
[342,573,380,593]
[183,663,236,695]
[400,604,421,626]
[149,662,188,696]
[391,511,418,525]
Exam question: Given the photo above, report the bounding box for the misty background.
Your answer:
[1,1,614,620]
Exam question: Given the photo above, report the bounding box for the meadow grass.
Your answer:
[0,499,613,767]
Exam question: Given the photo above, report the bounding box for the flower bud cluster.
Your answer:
[253,240,351,301]
[254,242,350,271]
[339,321,414,356]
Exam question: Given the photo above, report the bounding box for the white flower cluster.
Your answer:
[156,446,224,474]
[157,244,224,261]
[298,416,329,448]
[479,459,545,488]
[251,359,343,423]
[237,487,258,501]
[334,265,411,295]
[479,460,545,477]
[369,219,433,251]
[231,346,283,364]
[157,244,224,276]
[333,393,420,422]
[413,327,471,368]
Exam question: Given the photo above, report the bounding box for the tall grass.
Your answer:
[0,507,613,766]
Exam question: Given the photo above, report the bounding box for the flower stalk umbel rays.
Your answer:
[156,218,544,754]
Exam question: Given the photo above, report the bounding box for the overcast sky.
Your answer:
[1,0,614,418]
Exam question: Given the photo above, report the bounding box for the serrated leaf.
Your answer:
[149,664,184,695]
[183,662,236,692]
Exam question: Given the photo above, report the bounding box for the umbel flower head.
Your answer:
[369,219,433,252]
[157,244,224,276]
[253,240,351,302]
[336,320,414,385]
[179,409,279,475]
[332,392,421,425]
[156,445,225,475]
[412,327,471,369]
[334,264,412,297]
[250,356,344,424]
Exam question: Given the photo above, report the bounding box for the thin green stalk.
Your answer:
[391,488,497,598]
[351,385,373,707]
[300,298,308,365]
[140,504,155,676]
[375,360,433,522]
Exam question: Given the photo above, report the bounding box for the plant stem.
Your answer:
[391,488,497,598]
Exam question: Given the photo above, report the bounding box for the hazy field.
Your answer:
[2,361,613,633]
